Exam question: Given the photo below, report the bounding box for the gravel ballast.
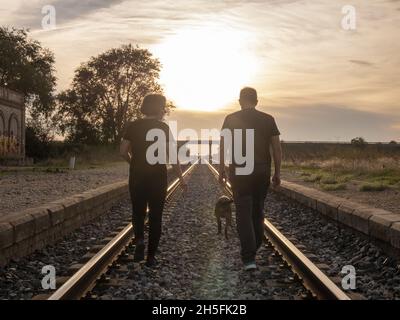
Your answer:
[266,192,400,300]
[92,165,308,300]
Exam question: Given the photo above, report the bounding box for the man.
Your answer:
[219,87,282,271]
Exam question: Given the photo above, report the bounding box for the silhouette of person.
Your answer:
[219,87,282,270]
[120,94,186,267]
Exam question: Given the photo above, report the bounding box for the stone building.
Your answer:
[0,87,25,160]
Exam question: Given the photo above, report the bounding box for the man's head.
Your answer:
[140,94,166,119]
[239,87,258,109]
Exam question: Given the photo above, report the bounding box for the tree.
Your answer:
[351,137,367,148]
[25,115,55,160]
[389,140,398,145]
[57,44,172,144]
[0,27,56,117]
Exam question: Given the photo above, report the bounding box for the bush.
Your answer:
[359,183,387,192]
[25,125,51,160]
[320,175,338,185]
[351,137,367,148]
[321,183,347,191]
[303,174,322,183]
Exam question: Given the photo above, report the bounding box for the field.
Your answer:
[282,143,400,192]
[280,142,400,213]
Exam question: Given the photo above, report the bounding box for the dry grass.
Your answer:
[283,144,400,192]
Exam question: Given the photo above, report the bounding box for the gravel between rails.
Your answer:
[266,192,400,300]
[92,165,308,300]
[0,199,132,300]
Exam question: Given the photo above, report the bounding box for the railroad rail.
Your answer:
[46,160,350,300]
[206,161,351,300]
[47,161,198,300]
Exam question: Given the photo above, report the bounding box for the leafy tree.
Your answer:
[57,44,171,144]
[351,137,367,148]
[389,140,398,145]
[25,115,55,159]
[0,27,56,116]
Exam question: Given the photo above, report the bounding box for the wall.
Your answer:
[0,87,25,159]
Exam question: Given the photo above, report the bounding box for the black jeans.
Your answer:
[129,170,167,257]
[231,174,269,264]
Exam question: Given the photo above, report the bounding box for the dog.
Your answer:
[214,195,234,239]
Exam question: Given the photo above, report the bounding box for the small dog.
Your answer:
[215,195,233,239]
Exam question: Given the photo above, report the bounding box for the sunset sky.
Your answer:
[1,0,399,142]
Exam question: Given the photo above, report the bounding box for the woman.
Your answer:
[120,94,186,267]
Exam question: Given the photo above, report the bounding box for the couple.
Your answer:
[120,88,282,270]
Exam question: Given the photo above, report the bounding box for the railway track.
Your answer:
[43,161,350,300]
[45,162,198,300]
[206,161,350,300]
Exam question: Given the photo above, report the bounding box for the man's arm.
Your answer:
[120,139,132,164]
[271,135,282,187]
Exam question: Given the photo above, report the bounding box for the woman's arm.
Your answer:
[120,139,132,164]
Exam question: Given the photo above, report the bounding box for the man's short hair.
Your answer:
[140,94,166,116]
[240,87,258,104]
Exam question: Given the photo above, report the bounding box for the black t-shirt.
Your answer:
[123,118,171,177]
[221,108,280,177]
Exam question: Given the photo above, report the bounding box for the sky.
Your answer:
[1,0,400,142]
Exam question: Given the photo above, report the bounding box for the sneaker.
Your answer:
[244,262,257,271]
[133,243,145,262]
[145,256,157,267]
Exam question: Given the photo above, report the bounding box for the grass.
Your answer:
[1,145,126,176]
[284,155,400,193]
[321,183,347,191]
[320,175,338,185]
[303,174,323,183]
[359,182,388,192]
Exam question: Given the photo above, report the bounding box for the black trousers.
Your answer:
[129,170,167,257]
[231,174,269,264]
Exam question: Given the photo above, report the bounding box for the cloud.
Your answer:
[10,0,126,29]
[268,104,400,142]
[348,60,375,67]
[1,0,399,141]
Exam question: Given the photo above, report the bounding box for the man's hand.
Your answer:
[272,173,281,188]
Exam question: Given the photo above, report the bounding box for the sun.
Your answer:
[153,25,259,111]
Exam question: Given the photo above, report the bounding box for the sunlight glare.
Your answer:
[153,26,258,111]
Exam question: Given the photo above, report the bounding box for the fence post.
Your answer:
[69,156,76,170]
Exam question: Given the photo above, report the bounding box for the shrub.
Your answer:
[359,183,387,192]
[320,175,338,185]
[351,137,367,147]
[321,183,347,191]
[304,174,322,183]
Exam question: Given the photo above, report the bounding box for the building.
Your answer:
[0,87,25,161]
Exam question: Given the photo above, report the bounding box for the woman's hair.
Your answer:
[140,94,166,116]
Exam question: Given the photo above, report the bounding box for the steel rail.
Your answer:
[206,161,350,300]
[48,160,198,300]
